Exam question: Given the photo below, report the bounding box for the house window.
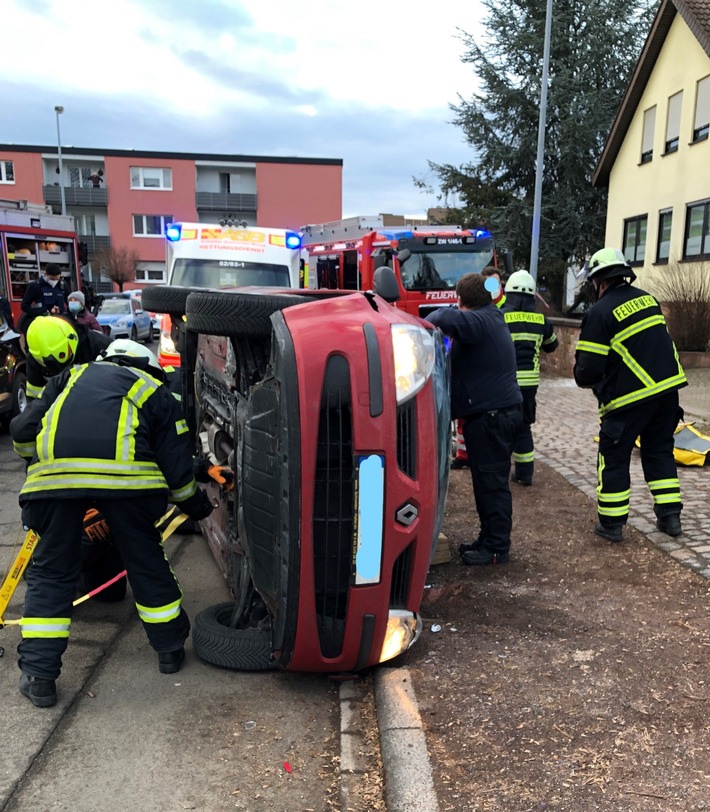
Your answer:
[656,210,672,263]
[623,215,647,264]
[692,76,710,143]
[130,166,172,190]
[665,92,682,153]
[684,200,710,259]
[135,262,166,283]
[132,214,173,237]
[0,161,14,183]
[641,107,656,164]
[69,167,93,188]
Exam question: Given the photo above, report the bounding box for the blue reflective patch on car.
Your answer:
[355,454,384,585]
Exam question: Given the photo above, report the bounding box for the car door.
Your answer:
[131,299,150,339]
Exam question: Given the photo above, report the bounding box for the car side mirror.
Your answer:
[397,248,412,265]
[373,266,400,303]
[134,308,144,314]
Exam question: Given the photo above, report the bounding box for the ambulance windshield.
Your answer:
[171,259,291,289]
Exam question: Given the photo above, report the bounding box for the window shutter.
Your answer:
[666,92,682,142]
[695,76,710,129]
[642,107,656,158]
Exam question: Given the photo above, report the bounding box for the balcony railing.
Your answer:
[195,191,257,211]
[77,235,111,254]
[43,185,108,207]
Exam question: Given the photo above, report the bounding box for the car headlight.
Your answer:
[391,324,435,404]
[114,318,130,328]
[160,330,177,356]
[379,610,422,663]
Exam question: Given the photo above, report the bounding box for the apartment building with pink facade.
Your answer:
[0,145,342,287]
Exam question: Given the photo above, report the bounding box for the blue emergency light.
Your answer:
[165,224,182,242]
[285,232,302,249]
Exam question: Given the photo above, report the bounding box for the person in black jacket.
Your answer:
[574,248,687,543]
[502,270,559,486]
[428,273,522,565]
[10,338,214,708]
[19,266,67,333]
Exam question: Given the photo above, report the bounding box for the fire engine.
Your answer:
[0,199,81,328]
[300,216,504,319]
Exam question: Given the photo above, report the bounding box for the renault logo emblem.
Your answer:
[395,503,418,526]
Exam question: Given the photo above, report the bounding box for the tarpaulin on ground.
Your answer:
[632,423,710,467]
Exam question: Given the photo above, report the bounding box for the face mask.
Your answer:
[46,277,60,287]
[69,301,82,314]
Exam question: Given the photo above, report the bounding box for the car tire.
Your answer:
[144,324,154,344]
[192,602,275,671]
[10,370,27,418]
[140,285,210,318]
[131,325,138,342]
[185,290,307,338]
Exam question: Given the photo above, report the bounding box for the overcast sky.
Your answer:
[1,0,486,219]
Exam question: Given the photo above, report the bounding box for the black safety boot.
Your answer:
[511,474,532,486]
[450,457,469,470]
[461,548,510,566]
[656,514,682,537]
[594,522,623,543]
[19,673,57,708]
[158,647,186,674]
[458,534,486,555]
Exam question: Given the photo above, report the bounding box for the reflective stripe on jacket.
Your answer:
[573,283,686,416]
[501,294,558,387]
[11,360,198,503]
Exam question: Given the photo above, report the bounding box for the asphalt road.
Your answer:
[0,431,344,812]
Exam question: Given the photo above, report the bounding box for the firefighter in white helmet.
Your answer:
[574,248,686,543]
[501,270,559,486]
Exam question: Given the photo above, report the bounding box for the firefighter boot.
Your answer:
[594,522,623,543]
[158,647,185,674]
[656,513,682,537]
[19,673,57,708]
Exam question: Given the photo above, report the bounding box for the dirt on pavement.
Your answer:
[401,459,710,812]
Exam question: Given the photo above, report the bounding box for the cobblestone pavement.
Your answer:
[535,368,710,579]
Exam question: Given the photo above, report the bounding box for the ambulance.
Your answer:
[146,222,302,367]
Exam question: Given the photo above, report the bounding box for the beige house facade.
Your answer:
[593,0,710,286]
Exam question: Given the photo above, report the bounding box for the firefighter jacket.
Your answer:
[427,303,521,418]
[573,282,687,416]
[11,357,199,506]
[501,292,558,387]
[26,318,111,400]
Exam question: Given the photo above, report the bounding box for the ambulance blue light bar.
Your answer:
[285,232,302,249]
[166,224,182,242]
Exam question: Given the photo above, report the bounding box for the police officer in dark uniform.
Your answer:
[574,248,687,543]
[428,273,523,565]
[10,338,213,708]
[19,265,67,333]
[502,270,559,486]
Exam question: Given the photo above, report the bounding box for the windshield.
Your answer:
[399,250,495,291]
[100,299,131,315]
[171,258,291,288]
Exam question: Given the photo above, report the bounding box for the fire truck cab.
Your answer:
[300,216,498,319]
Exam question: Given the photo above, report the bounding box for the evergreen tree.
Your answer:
[423,0,656,299]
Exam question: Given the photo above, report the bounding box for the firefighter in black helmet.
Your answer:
[574,248,687,543]
[10,338,213,708]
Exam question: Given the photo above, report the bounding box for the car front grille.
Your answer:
[312,354,354,659]
[390,542,413,609]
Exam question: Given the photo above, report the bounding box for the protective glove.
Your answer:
[83,508,112,544]
[208,465,234,492]
[193,458,213,483]
[181,488,214,521]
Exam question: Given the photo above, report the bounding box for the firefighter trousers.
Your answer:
[512,387,537,482]
[462,403,523,554]
[596,390,683,528]
[18,495,190,680]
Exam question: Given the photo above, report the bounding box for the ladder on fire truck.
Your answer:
[300,216,464,245]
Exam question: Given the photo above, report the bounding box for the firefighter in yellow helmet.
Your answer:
[574,248,687,543]
[24,314,111,401]
[10,338,214,708]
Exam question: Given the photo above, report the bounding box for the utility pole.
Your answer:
[54,105,67,216]
[529,0,553,282]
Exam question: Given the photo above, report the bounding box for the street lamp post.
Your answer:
[54,105,66,216]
